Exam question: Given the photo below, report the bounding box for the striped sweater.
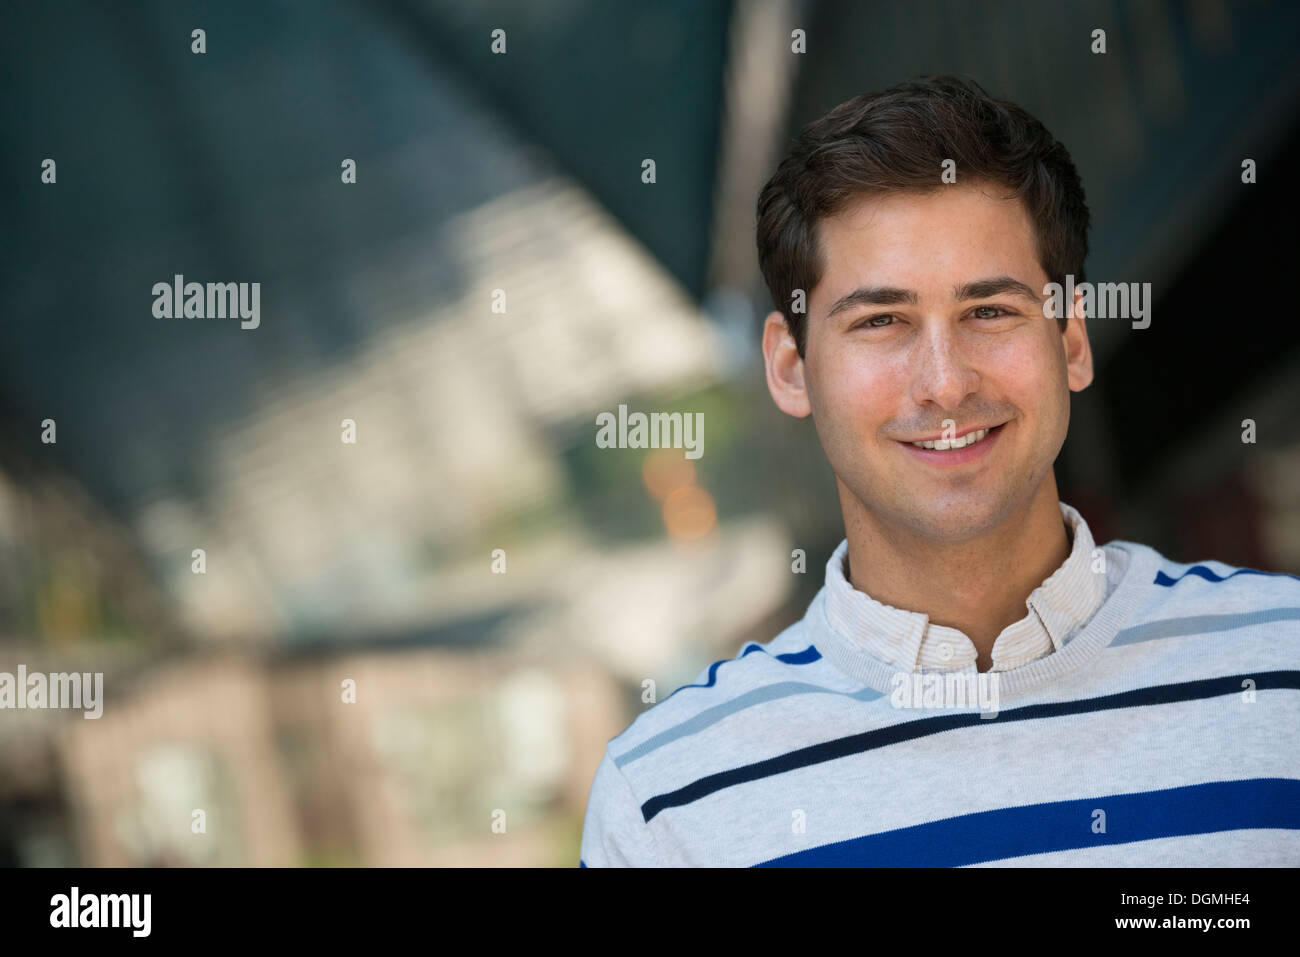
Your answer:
[579,534,1300,866]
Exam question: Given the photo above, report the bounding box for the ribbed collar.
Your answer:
[814,503,1156,690]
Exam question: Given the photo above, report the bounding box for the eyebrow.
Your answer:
[825,275,1041,319]
[953,276,1041,304]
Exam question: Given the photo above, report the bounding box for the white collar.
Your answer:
[822,502,1107,673]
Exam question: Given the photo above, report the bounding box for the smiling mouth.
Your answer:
[902,423,1006,451]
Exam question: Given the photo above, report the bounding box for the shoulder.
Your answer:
[580,614,846,866]
[604,614,837,758]
[1110,538,1300,637]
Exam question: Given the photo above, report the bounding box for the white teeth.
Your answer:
[911,427,991,450]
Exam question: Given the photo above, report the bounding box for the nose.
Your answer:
[908,324,981,411]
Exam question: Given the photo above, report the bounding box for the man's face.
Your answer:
[762,181,1093,543]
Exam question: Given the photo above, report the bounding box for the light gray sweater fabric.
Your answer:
[579,531,1300,866]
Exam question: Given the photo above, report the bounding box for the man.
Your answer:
[580,75,1300,866]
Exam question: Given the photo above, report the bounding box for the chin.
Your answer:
[897,496,1009,542]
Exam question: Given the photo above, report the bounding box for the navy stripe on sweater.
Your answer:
[640,671,1300,822]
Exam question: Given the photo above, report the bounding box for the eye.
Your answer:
[853,314,897,329]
[970,305,1009,319]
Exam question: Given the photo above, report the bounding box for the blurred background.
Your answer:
[1,0,1297,866]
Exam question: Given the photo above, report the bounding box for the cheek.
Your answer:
[815,353,903,426]
[997,336,1069,424]
[987,323,1052,376]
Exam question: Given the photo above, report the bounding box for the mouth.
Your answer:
[896,422,1007,466]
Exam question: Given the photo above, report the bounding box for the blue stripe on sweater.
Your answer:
[754,777,1300,867]
[661,643,822,703]
[1155,564,1300,587]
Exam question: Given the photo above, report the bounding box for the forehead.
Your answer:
[813,183,1044,303]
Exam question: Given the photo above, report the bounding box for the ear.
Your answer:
[1063,288,1093,392]
[762,310,812,417]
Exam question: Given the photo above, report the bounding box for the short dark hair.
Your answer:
[755,74,1089,357]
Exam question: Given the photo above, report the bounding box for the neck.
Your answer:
[840,476,1071,673]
